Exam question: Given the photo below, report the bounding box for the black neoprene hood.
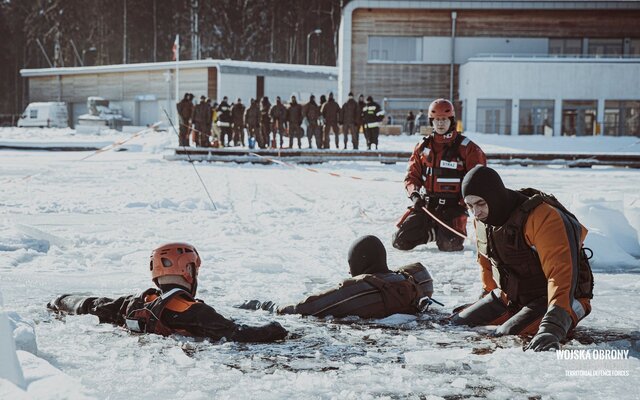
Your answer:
[462,165,522,227]
[348,235,390,276]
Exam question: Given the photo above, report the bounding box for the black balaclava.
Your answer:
[348,235,390,276]
[461,165,526,227]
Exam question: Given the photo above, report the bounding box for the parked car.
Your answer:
[17,102,69,128]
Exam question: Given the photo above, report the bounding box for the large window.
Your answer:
[368,36,422,62]
[477,99,512,135]
[519,100,554,136]
[549,38,582,56]
[630,39,640,56]
[588,39,623,57]
[562,100,597,136]
[604,101,640,137]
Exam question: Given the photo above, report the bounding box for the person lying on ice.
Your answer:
[239,235,435,318]
[47,242,288,343]
[453,166,594,352]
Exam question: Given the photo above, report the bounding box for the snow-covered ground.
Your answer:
[1,127,639,399]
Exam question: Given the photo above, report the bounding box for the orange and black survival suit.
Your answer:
[47,288,288,343]
[454,166,594,351]
[393,131,486,252]
[240,236,434,318]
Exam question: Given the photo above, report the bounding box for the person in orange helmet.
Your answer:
[454,166,594,352]
[47,243,288,343]
[393,98,487,252]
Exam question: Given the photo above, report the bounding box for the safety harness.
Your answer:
[124,288,194,336]
[477,188,594,307]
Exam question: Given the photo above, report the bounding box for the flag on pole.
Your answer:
[172,35,179,61]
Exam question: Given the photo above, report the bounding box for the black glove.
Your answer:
[410,192,426,212]
[237,300,277,312]
[47,294,95,314]
[524,332,560,352]
[523,305,571,352]
[263,321,288,341]
[238,300,262,310]
[260,301,277,313]
[47,294,71,311]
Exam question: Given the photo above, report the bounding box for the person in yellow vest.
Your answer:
[47,243,288,343]
[455,166,594,352]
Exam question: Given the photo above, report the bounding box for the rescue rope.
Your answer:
[4,124,158,184]
[246,151,403,183]
[163,109,218,211]
[421,206,468,240]
[79,123,160,161]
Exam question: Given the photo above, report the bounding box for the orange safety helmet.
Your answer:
[428,99,455,119]
[150,243,201,288]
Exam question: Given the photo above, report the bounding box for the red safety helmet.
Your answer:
[150,243,201,288]
[428,99,455,119]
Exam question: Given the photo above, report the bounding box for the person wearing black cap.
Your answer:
[238,235,434,318]
[454,165,594,352]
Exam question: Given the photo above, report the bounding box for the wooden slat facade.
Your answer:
[207,67,217,99]
[351,8,640,105]
[29,68,209,103]
[351,9,454,101]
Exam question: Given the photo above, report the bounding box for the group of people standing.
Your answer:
[176,92,386,150]
[50,98,595,354]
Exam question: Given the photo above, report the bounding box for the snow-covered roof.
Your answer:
[20,59,338,78]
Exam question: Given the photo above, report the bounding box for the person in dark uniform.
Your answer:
[269,96,287,148]
[230,98,246,146]
[320,92,341,149]
[362,96,384,150]
[244,98,260,146]
[341,92,359,150]
[239,235,434,319]
[192,96,212,147]
[259,96,272,149]
[302,95,321,149]
[217,96,233,147]
[47,243,288,343]
[287,95,304,149]
[176,93,194,147]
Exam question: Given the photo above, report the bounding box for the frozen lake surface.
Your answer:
[1,128,639,399]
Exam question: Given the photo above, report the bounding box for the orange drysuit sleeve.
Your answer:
[523,203,588,323]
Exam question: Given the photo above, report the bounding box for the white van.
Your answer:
[17,102,69,128]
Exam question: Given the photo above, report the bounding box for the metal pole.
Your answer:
[449,11,457,101]
[153,0,157,62]
[35,39,53,68]
[307,33,311,65]
[175,35,180,105]
[306,30,321,65]
[69,40,84,66]
[123,0,127,64]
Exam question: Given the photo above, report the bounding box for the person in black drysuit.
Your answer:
[239,235,434,318]
[47,242,288,343]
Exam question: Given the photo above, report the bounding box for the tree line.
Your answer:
[0,0,345,116]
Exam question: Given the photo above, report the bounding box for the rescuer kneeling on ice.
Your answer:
[47,243,288,343]
[453,166,594,352]
[239,235,435,318]
[392,99,486,252]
